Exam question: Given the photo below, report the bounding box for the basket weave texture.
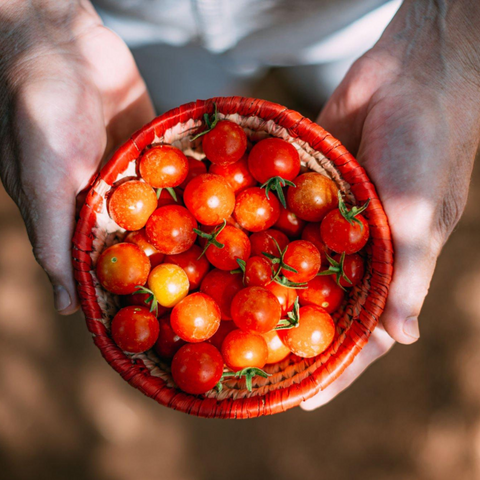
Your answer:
[72,97,393,419]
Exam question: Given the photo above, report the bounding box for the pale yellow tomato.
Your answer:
[148,263,189,308]
[261,330,291,364]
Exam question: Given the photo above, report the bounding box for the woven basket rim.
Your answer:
[72,96,393,419]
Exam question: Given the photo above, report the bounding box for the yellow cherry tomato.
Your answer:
[148,263,189,308]
[261,330,291,364]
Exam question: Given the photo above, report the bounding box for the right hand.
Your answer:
[0,1,155,314]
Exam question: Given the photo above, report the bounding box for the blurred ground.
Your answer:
[1,72,480,480]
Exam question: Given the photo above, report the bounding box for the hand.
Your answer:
[303,0,480,409]
[0,1,154,314]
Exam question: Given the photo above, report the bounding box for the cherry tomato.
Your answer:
[327,253,365,288]
[283,240,321,283]
[200,270,244,320]
[209,154,256,193]
[148,263,189,308]
[139,145,188,188]
[125,229,164,267]
[108,180,157,231]
[202,120,247,166]
[278,306,335,358]
[146,205,197,255]
[287,172,338,222]
[320,209,369,254]
[264,282,297,317]
[111,306,159,353]
[297,275,344,313]
[301,222,330,266]
[205,225,251,271]
[274,205,306,238]
[207,321,236,351]
[171,343,224,395]
[221,329,268,371]
[179,157,207,189]
[157,188,183,208]
[244,256,273,287]
[120,290,169,317]
[250,229,289,259]
[165,245,210,290]
[170,292,221,342]
[261,330,291,364]
[154,314,186,358]
[96,243,150,295]
[231,286,281,334]
[184,173,235,225]
[248,137,300,183]
[233,187,280,232]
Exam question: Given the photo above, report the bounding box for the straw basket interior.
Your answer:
[73,97,393,419]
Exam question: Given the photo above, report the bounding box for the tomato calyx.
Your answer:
[217,367,270,392]
[230,257,246,278]
[193,219,227,259]
[275,297,300,330]
[338,192,370,229]
[260,176,296,209]
[317,252,351,290]
[133,285,159,316]
[156,187,178,201]
[191,102,220,141]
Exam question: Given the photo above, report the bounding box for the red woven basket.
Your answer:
[72,96,393,419]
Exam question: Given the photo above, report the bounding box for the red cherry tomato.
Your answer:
[231,286,281,334]
[209,154,256,193]
[154,314,186,358]
[234,187,281,232]
[320,209,369,254]
[202,120,247,166]
[179,157,207,189]
[283,240,321,283]
[108,180,157,231]
[274,205,306,238]
[205,225,251,271]
[264,282,297,317]
[207,321,236,351]
[171,343,224,394]
[261,330,291,364]
[250,229,289,259]
[120,290,169,317]
[301,223,330,266]
[165,245,210,290]
[139,145,188,188]
[111,306,159,353]
[244,256,273,287]
[157,188,183,208]
[170,292,221,343]
[96,243,150,295]
[297,275,344,313]
[125,229,164,267]
[200,270,244,320]
[277,305,335,358]
[146,205,197,255]
[248,137,300,183]
[330,253,365,288]
[287,172,338,222]
[221,329,268,371]
[184,173,235,225]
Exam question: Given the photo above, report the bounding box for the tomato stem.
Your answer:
[193,219,227,259]
[338,191,370,229]
[260,176,296,209]
[191,103,220,141]
[275,297,300,330]
[218,367,270,392]
[133,285,159,316]
[317,252,351,290]
[261,238,302,284]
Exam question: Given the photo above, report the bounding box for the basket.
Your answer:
[72,96,393,419]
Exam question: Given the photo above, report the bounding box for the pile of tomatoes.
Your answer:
[96,108,370,395]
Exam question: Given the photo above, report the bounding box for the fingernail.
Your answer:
[403,316,420,340]
[53,285,72,311]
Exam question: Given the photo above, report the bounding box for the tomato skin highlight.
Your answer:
[320,209,369,254]
[244,256,273,287]
[108,180,157,231]
[111,306,159,353]
[184,173,235,226]
[261,330,291,364]
[301,222,330,266]
[278,305,335,358]
[231,286,282,334]
[165,244,210,290]
[202,120,247,166]
[96,243,150,295]
[248,138,300,183]
[179,157,207,189]
[154,314,186,358]
[264,281,297,317]
[234,187,281,232]
[148,263,190,308]
[146,205,197,255]
[209,154,256,193]
[200,269,244,320]
[297,275,344,313]
[250,229,289,260]
[274,205,306,239]
[205,225,251,271]
[125,229,165,268]
[221,329,268,371]
[139,145,188,188]
[171,343,224,395]
[287,172,339,222]
[283,240,321,283]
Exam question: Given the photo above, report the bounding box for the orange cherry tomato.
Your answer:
[261,330,291,364]
[165,244,210,290]
[205,225,251,271]
[282,240,321,283]
[221,329,268,371]
[202,120,247,166]
[264,281,297,317]
[148,263,189,308]
[209,154,256,193]
[139,145,188,188]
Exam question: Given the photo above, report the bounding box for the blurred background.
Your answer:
[1,65,480,479]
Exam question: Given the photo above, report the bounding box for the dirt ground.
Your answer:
[1,73,480,480]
